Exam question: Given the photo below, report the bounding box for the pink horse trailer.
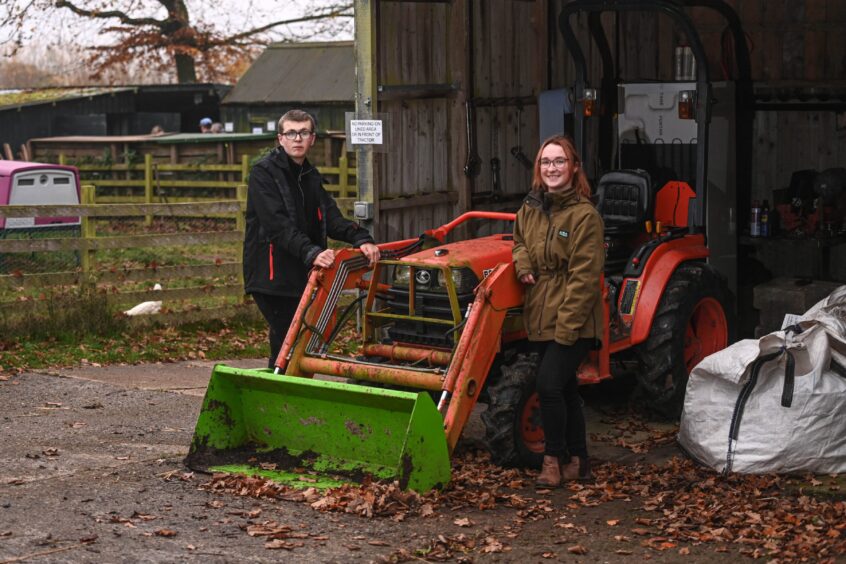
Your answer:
[0,161,81,232]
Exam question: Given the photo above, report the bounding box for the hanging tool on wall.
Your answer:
[510,147,533,170]
[490,157,502,201]
[462,0,481,180]
[510,106,532,170]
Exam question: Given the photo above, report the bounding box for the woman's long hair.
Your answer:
[531,135,592,199]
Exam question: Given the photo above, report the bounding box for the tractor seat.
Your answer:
[595,170,652,235]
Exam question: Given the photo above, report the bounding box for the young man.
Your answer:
[243,109,380,368]
[199,117,213,133]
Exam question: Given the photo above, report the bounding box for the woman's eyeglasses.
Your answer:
[280,130,314,140]
[539,158,569,169]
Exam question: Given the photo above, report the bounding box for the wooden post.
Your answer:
[236,184,247,233]
[144,153,153,226]
[338,142,350,198]
[236,183,247,296]
[241,154,250,185]
[80,184,96,279]
[354,0,377,235]
[448,0,472,238]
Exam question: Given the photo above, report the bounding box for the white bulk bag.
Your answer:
[678,285,846,474]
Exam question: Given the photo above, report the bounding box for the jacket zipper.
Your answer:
[537,211,555,336]
[298,165,325,226]
[268,243,275,281]
[297,167,306,208]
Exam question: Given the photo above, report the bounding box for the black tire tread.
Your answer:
[481,353,544,469]
[636,262,733,418]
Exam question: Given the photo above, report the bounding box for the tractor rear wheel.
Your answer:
[481,353,545,469]
[636,262,732,418]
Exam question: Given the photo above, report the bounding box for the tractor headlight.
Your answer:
[437,267,479,294]
[393,265,411,287]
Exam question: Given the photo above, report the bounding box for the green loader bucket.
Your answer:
[185,364,452,492]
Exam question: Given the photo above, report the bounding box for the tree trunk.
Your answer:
[175,53,197,83]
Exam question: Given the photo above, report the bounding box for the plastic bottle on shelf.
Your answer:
[750,200,761,237]
[760,200,770,237]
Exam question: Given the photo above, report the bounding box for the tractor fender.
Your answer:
[628,235,709,345]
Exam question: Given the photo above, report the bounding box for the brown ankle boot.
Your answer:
[536,455,562,488]
[561,455,592,481]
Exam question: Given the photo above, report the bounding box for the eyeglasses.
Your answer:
[280,130,314,140]
[540,158,569,169]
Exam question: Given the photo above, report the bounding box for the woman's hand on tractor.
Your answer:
[359,243,381,267]
[520,273,536,285]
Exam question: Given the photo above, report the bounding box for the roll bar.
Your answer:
[558,0,752,233]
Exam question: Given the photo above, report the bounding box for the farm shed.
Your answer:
[221,42,355,133]
[0,84,230,157]
[351,0,846,246]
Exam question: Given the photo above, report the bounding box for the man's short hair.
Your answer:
[278,110,317,134]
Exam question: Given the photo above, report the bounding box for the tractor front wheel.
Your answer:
[636,262,732,418]
[481,353,545,469]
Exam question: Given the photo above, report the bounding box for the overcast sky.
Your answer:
[2,0,353,58]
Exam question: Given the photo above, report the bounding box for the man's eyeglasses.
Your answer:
[280,130,314,140]
[540,158,569,169]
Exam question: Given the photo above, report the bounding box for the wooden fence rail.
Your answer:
[58,152,358,203]
[0,192,250,322]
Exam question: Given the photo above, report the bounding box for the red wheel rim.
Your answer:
[684,297,728,372]
[520,392,545,453]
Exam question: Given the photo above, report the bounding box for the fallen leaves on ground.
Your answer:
[576,458,846,560]
[202,451,532,521]
[590,412,677,453]
[0,320,267,375]
[382,533,495,562]
[200,448,845,561]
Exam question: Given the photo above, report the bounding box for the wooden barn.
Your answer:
[221,42,355,133]
[351,0,846,249]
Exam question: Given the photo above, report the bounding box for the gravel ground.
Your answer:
[0,361,802,563]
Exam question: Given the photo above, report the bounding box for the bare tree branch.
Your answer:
[222,4,353,44]
[55,0,167,27]
[4,1,354,84]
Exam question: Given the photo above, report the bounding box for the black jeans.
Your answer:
[535,339,592,458]
[251,293,300,369]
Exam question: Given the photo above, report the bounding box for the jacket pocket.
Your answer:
[268,243,275,281]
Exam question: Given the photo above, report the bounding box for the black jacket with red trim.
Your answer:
[243,147,373,297]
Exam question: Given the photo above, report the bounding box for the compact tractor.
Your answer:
[187,0,743,491]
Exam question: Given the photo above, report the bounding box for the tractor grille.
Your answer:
[385,287,474,347]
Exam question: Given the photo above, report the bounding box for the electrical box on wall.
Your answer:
[618,82,697,145]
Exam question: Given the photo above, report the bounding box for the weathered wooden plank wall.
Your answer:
[375,1,454,242]
[372,0,846,240]
[683,1,846,200]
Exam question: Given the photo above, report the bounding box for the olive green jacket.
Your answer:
[512,189,605,345]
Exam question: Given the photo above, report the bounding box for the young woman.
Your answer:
[512,135,605,487]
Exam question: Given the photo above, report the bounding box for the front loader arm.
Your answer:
[442,262,524,452]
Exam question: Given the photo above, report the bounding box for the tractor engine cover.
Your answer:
[385,234,514,347]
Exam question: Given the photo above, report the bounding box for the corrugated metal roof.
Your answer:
[223,42,354,105]
[0,87,134,111]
